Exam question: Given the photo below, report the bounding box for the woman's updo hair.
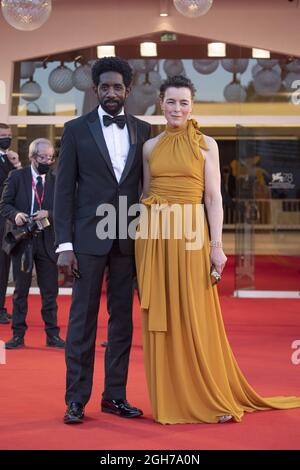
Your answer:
[159,75,196,100]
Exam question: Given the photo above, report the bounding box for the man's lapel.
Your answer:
[43,172,54,209]
[23,166,33,211]
[86,108,117,181]
[119,114,138,185]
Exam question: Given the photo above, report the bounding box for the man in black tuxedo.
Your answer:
[0,138,65,349]
[0,123,20,324]
[54,57,151,424]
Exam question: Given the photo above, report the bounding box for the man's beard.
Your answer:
[101,99,125,116]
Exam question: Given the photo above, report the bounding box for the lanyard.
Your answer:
[32,176,45,210]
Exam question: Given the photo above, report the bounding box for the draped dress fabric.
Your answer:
[135,119,300,424]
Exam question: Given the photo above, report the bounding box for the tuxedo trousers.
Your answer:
[65,240,135,405]
[11,233,59,338]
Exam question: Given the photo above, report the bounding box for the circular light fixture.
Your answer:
[173,0,213,18]
[257,59,279,70]
[286,59,300,73]
[221,59,249,74]
[20,78,42,102]
[163,59,184,76]
[73,64,93,92]
[48,64,73,94]
[253,69,281,96]
[224,82,246,102]
[1,0,52,31]
[193,59,219,75]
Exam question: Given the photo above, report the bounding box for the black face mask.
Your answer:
[0,137,12,151]
[36,162,51,175]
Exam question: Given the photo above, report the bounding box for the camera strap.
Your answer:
[32,176,45,210]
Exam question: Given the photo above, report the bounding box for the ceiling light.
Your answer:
[252,48,270,59]
[208,42,226,57]
[97,45,116,58]
[140,42,157,57]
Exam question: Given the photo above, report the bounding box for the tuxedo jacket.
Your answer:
[54,108,151,256]
[0,155,15,199]
[0,154,15,234]
[0,166,57,262]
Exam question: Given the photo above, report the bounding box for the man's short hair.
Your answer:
[91,57,133,88]
[28,138,54,159]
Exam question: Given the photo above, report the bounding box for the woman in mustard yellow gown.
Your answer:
[135,76,300,424]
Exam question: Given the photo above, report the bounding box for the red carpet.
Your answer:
[0,285,300,450]
[219,255,300,295]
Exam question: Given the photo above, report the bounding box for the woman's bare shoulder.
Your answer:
[202,134,219,159]
[202,134,218,150]
[143,132,165,157]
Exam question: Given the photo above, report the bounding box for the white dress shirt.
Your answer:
[98,105,130,182]
[15,166,45,223]
[57,105,130,253]
[30,165,46,215]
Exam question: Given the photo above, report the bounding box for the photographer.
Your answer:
[0,138,65,349]
[0,123,21,324]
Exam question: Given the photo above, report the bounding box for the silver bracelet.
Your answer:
[210,240,223,248]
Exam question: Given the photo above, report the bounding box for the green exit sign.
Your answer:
[160,32,177,42]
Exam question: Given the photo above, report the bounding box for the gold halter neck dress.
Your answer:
[135,120,300,424]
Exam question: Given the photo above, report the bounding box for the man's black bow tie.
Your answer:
[103,114,126,129]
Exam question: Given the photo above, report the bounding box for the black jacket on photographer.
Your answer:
[0,148,15,321]
[0,165,56,262]
[0,153,15,198]
[0,134,65,347]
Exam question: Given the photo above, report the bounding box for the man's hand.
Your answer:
[57,250,78,277]
[15,212,28,226]
[7,150,21,169]
[33,210,48,221]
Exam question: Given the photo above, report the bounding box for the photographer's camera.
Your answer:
[5,214,50,246]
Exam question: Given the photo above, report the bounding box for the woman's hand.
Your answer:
[210,247,227,275]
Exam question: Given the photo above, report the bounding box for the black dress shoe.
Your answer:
[5,336,24,349]
[0,310,10,324]
[101,399,143,418]
[64,402,84,424]
[2,308,12,320]
[46,335,65,349]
